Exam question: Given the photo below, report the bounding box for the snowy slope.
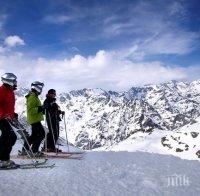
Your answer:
[104,129,172,154]
[106,118,200,160]
[1,151,200,196]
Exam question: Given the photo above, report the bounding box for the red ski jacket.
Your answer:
[0,84,15,120]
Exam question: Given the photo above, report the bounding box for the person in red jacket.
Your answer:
[0,73,18,168]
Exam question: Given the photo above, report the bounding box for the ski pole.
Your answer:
[18,111,25,119]
[15,120,42,164]
[44,109,48,156]
[55,111,60,153]
[63,113,69,152]
[8,119,39,165]
[47,111,57,154]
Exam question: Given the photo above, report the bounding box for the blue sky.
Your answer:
[0,0,199,92]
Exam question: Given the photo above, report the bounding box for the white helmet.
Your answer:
[1,73,17,87]
[31,81,44,94]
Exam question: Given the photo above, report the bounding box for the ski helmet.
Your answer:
[31,81,44,94]
[1,73,17,87]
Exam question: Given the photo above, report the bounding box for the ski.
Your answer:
[46,155,83,160]
[57,151,85,155]
[12,153,83,160]
[0,162,55,170]
[43,150,85,155]
[11,155,47,160]
[44,152,84,160]
[18,158,48,167]
[19,163,55,169]
[0,165,19,170]
[12,153,84,160]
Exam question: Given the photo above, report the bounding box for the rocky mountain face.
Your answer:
[53,80,200,150]
[161,117,200,159]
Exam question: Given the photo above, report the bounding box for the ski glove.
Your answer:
[14,113,18,119]
[38,106,45,113]
[59,111,65,119]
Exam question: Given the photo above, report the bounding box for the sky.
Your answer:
[0,0,199,93]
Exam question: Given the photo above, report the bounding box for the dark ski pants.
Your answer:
[23,122,45,153]
[45,120,59,150]
[0,119,17,161]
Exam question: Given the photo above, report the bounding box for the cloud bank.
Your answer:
[0,50,199,93]
[0,1,199,93]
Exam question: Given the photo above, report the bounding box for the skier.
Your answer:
[43,89,65,152]
[0,73,18,168]
[20,81,45,157]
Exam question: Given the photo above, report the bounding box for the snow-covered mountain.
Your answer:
[15,79,200,159]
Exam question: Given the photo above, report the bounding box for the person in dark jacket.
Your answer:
[43,89,64,152]
[20,81,45,157]
[0,73,18,168]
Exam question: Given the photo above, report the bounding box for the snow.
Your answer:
[105,129,171,153]
[1,79,200,195]
[1,150,200,196]
[103,117,200,160]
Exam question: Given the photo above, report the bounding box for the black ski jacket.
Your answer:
[43,96,62,127]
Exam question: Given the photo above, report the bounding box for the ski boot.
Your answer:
[0,160,19,169]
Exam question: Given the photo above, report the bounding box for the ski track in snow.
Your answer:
[0,151,200,196]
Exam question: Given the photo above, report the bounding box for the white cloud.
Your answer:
[44,15,73,24]
[102,1,198,57]
[71,47,79,52]
[4,35,25,47]
[104,18,198,58]
[168,1,188,18]
[0,50,198,93]
[104,22,134,36]
[140,31,198,56]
